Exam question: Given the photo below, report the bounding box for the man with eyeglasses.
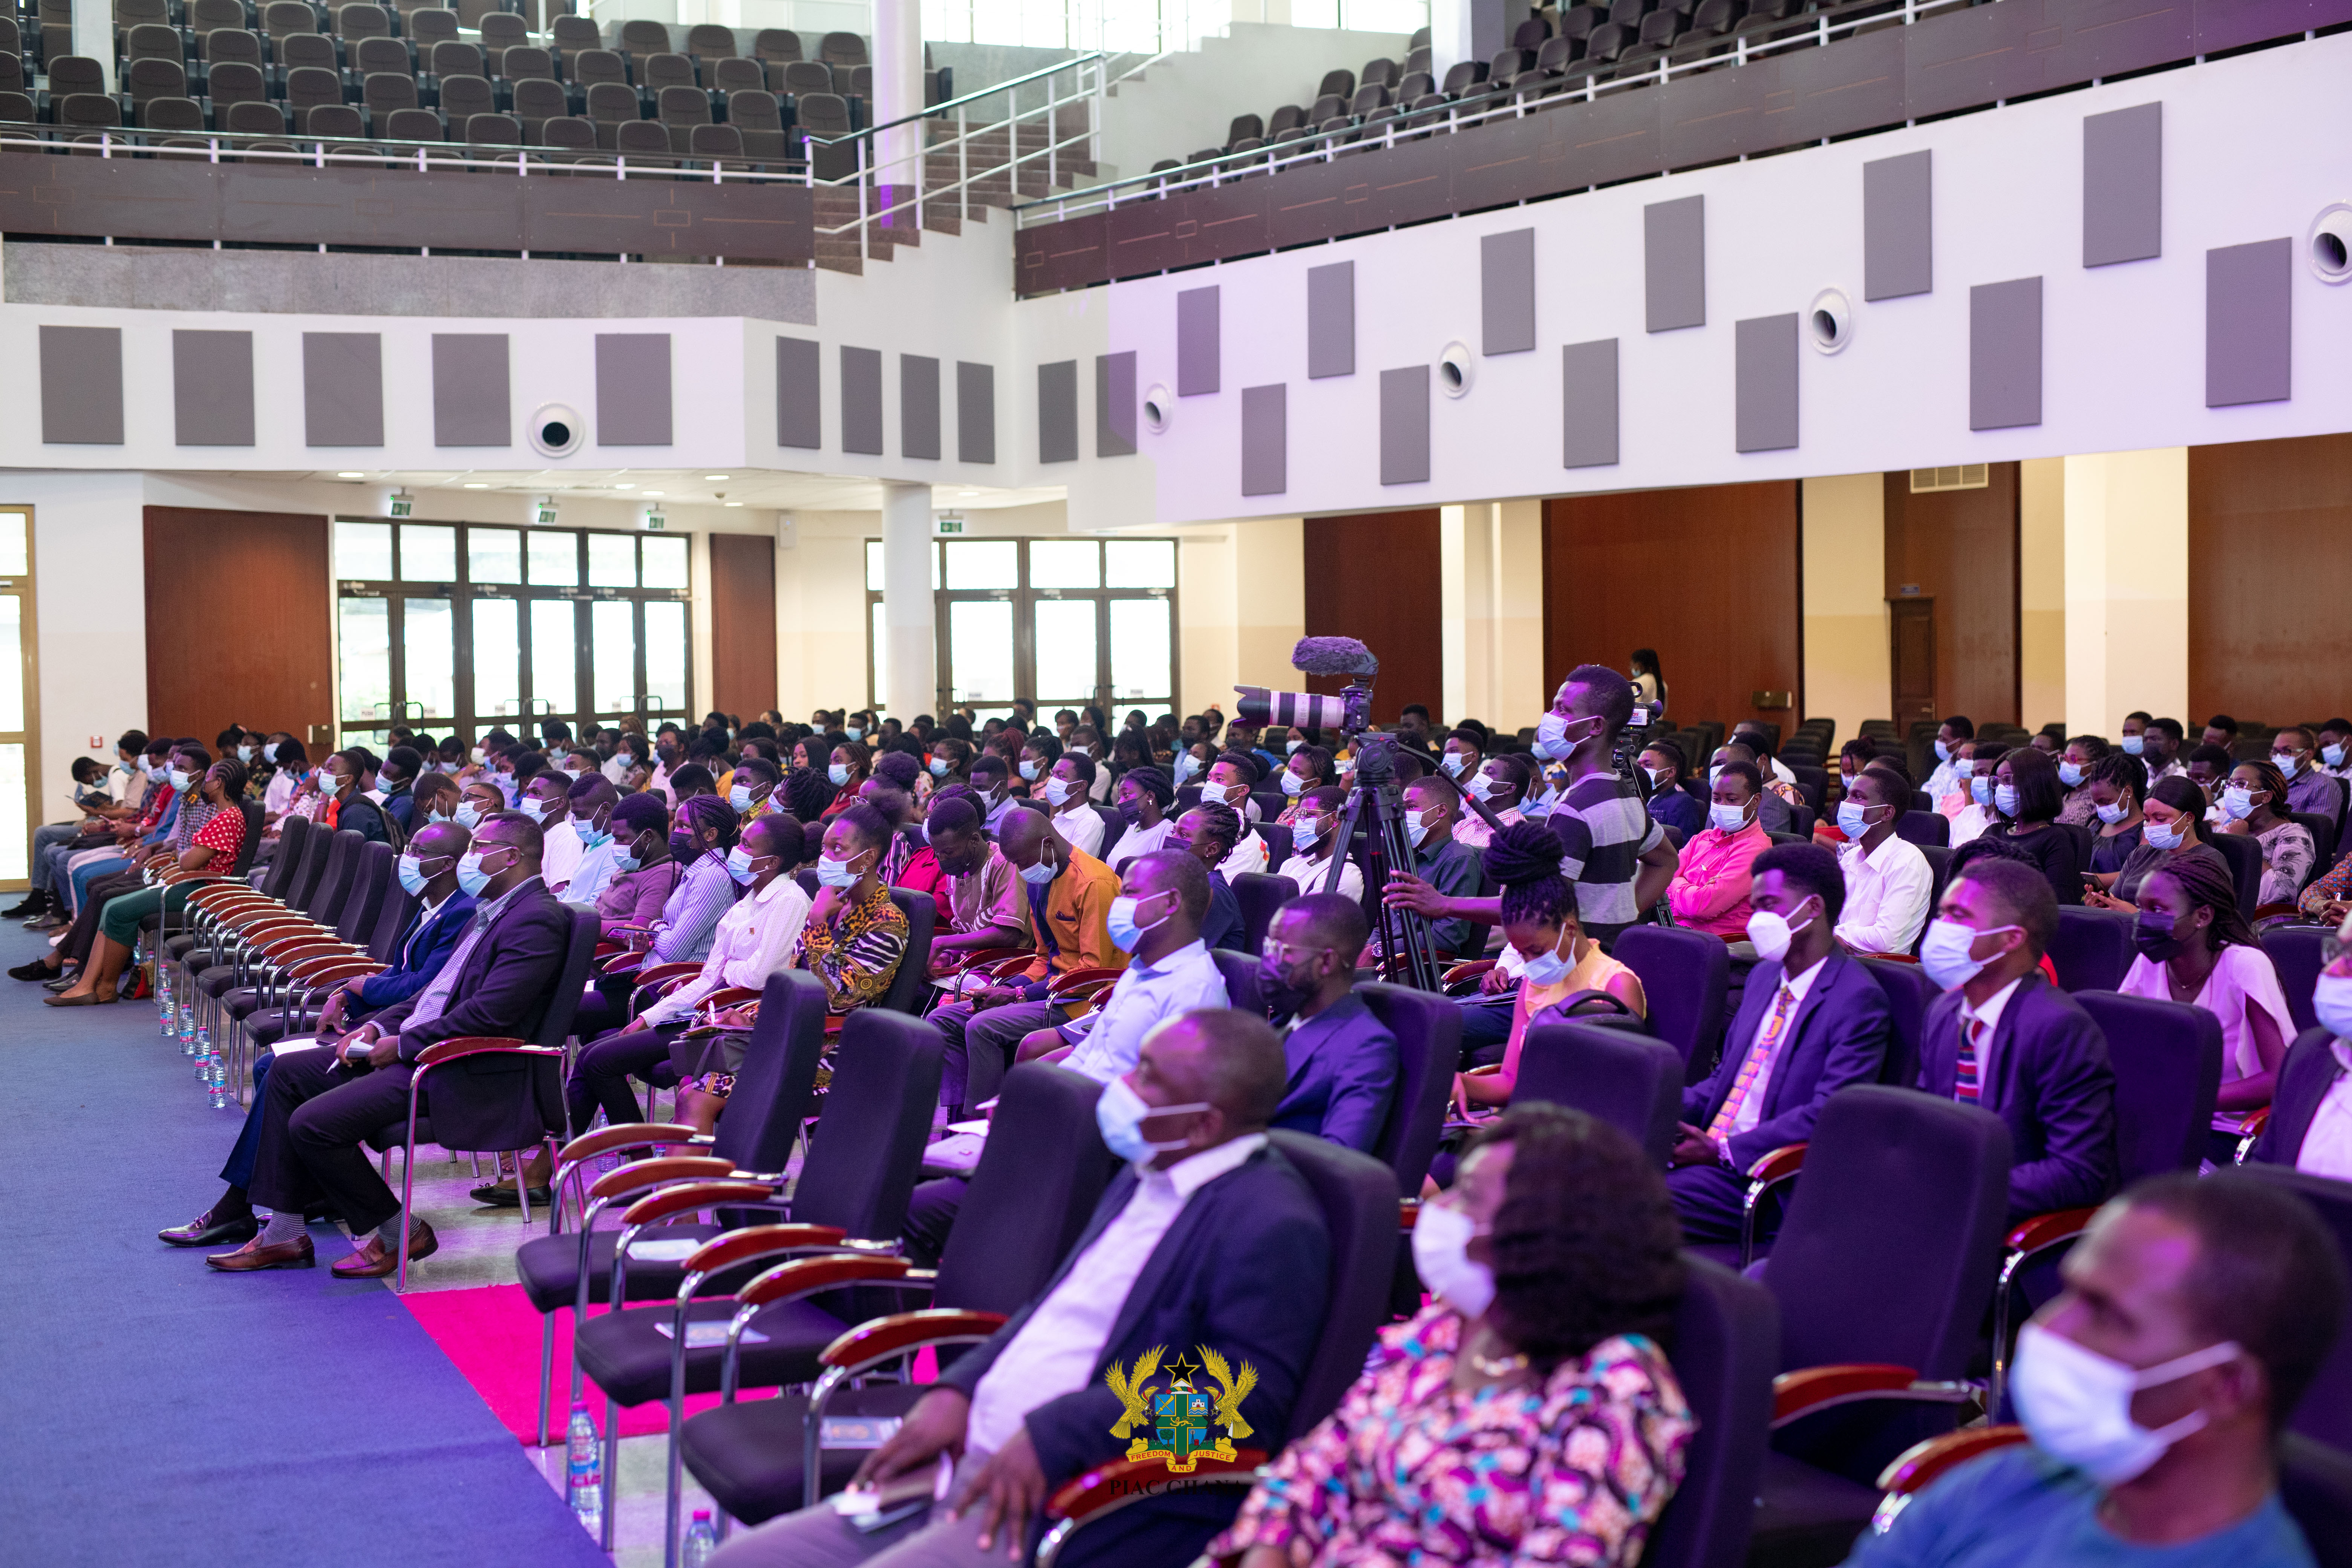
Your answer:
[1258,894,1396,1152]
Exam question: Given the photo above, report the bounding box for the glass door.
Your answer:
[0,509,35,887]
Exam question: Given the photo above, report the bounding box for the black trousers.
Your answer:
[1668,1162,1765,1246]
[566,1023,682,1137]
[246,1046,415,1236]
[63,870,143,965]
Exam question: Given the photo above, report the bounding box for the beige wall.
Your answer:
[1441,500,1546,736]
[1799,473,1889,734]
[2018,457,2067,732]
[2062,448,2189,738]
[1174,517,1305,722]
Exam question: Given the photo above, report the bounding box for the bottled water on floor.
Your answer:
[682,1511,718,1568]
[565,1406,603,1538]
[207,1058,231,1109]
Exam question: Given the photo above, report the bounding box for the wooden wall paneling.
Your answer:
[142,507,332,742]
[2189,433,2352,727]
[709,531,779,719]
[1301,510,1443,724]
[1540,482,1801,736]
[1880,464,2020,726]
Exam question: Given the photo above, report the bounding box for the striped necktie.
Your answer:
[1955,1016,1985,1102]
[1707,983,1796,1141]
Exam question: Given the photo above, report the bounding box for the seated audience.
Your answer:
[2055,733,2110,826]
[1277,786,1363,903]
[2184,743,2233,807]
[1107,765,1178,874]
[2087,777,2218,910]
[1212,1104,1693,1568]
[1917,857,2117,1217]
[2201,713,2242,750]
[1371,774,1491,965]
[2269,725,2341,820]
[1712,741,1793,833]
[967,753,1020,835]
[2118,854,2291,1166]
[2319,719,2352,783]
[19,744,215,989]
[1665,758,1770,941]
[1453,753,1530,851]
[1258,894,1396,1150]
[56,757,249,1008]
[1171,802,1250,953]
[2083,751,2150,884]
[1669,844,1890,1244]
[583,792,680,935]
[1923,714,1975,805]
[1204,750,1266,828]
[789,802,909,1020]
[551,773,623,904]
[1834,764,1935,956]
[320,749,393,845]
[2216,758,2314,913]
[824,740,871,813]
[1274,745,1338,826]
[1987,745,2083,905]
[1640,738,1704,839]
[2141,716,2188,780]
[1039,750,1104,857]
[1846,1173,2343,1568]
[917,793,1027,975]
[377,745,423,834]
[2251,925,2352,1174]
[1439,727,1484,787]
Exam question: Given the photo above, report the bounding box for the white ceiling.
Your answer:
[281,468,1070,512]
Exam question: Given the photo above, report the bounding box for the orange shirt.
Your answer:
[1017,848,1128,981]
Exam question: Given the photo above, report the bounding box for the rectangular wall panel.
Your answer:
[2207,238,2292,408]
[1734,314,1798,453]
[1095,351,1136,456]
[303,332,383,447]
[841,346,884,455]
[709,532,779,718]
[1380,365,1431,486]
[776,336,821,450]
[39,325,122,445]
[1177,285,1220,395]
[143,507,332,739]
[1645,195,1706,332]
[1561,338,1620,469]
[1038,359,1078,463]
[1863,150,1932,301]
[594,332,672,447]
[956,361,995,464]
[1969,276,2043,430]
[430,332,509,447]
[172,329,255,447]
[1302,510,1443,723]
[900,354,941,460]
[1482,228,1536,354]
[1240,383,1286,497]
[1306,262,1354,380]
[2084,101,2162,267]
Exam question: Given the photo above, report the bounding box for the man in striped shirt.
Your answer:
[1539,665,1679,947]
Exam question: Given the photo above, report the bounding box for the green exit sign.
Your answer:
[935,513,965,535]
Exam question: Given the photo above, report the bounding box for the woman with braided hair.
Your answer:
[2118,848,2294,1164]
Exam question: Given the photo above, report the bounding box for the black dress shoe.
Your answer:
[161,1208,259,1248]
[2,894,43,919]
[8,959,55,982]
[469,1181,553,1208]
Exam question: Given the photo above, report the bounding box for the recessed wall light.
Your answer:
[705,475,729,481]
[337,471,364,479]
[724,501,743,508]
[616,483,636,490]
[462,482,489,489]
[644,491,665,498]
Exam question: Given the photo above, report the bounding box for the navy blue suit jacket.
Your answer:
[2250,1027,2344,1167]
[1271,991,1397,1153]
[1681,950,1891,1170]
[1916,973,2117,1216]
[377,879,576,1063]
[354,891,478,1012]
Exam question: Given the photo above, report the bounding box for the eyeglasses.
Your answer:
[1260,938,1335,965]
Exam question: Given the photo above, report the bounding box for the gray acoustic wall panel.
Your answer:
[1177,285,1220,395]
[1863,150,1932,301]
[430,332,509,447]
[39,325,122,445]
[1482,228,1536,355]
[1096,351,1136,456]
[1969,276,2044,430]
[303,332,383,447]
[1561,338,1620,469]
[2207,238,2292,408]
[841,346,884,455]
[1733,314,1799,453]
[1380,365,1431,485]
[776,336,821,450]
[1038,359,1079,463]
[594,333,672,446]
[172,329,255,447]
[957,361,995,464]
[1240,384,1286,497]
[1306,262,1354,380]
[900,354,941,460]
[2084,102,2162,267]
[1645,195,1706,332]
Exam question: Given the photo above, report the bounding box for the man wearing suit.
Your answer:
[206,811,578,1278]
[707,1008,1332,1568]
[1261,893,1397,1152]
[1668,843,1891,1243]
[2248,1018,2352,1176]
[1914,857,2117,1217]
[159,819,480,1252]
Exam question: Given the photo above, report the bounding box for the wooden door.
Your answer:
[1890,598,1936,726]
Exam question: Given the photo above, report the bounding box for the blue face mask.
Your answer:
[612,846,642,873]
[455,848,499,896]
[237,746,254,763]
[2143,816,2184,850]
[1042,777,1078,806]
[814,851,864,888]
[1406,811,1437,850]
[1094,1073,1207,1165]
[1994,783,2020,818]
[1292,816,1322,851]
[453,801,482,829]
[2122,735,2145,755]
[1971,775,1994,805]
[1934,738,1951,762]
[1531,712,1573,761]
[1019,760,1042,782]
[1836,799,1875,838]
[2328,743,2347,769]
[1173,754,1200,784]
[844,726,864,741]
[168,769,194,793]
[1519,936,1571,989]
[262,743,279,763]
[395,853,430,896]
[1279,770,1305,797]
[828,763,851,787]
[1020,853,1058,887]
[2058,760,2084,787]
[929,757,951,776]
[1105,891,1169,954]
[729,784,755,813]
[1440,753,1468,778]
[725,846,764,885]
[577,820,613,850]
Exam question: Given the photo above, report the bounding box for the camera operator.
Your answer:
[1362,774,1487,968]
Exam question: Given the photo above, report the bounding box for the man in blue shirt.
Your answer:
[1845,1171,2341,1568]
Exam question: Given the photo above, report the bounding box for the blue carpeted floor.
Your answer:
[0,923,608,1566]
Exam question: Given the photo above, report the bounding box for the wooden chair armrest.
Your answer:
[939,946,1027,975]
[288,961,381,989]
[252,928,335,955]
[2239,1106,2272,1141]
[684,1222,857,1278]
[1057,980,1117,1006]
[1875,1424,2028,1496]
[190,887,271,908]
[1047,965,1124,997]
[619,1182,791,1228]
[271,941,356,967]
[231,916,319,939]
[985,956,1041,980]
[1044,1451,1266,1523]
[1398,1198,1419,1231]
[738,1254,916,1308]
[598,951,647,978]
[413,1036,562,1066]
[1772,1363,1978,1427]
[559,1121,698,1166]
[1442,958,1498,985]
[819,1309,1010,1373]
[585,1156,737,1202]
[594,940,626,958]
[701,986,764,1010]
[2005,1206,2102,1259]
[1745,1142,1810,1186]
[634,962,706,989]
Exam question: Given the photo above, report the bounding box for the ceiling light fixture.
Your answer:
[462,482,489,489]
[616,483,636,490]
[704,475,729,481]
[644,491,665,498]
[337,471,364,479]
[724,501,743,508]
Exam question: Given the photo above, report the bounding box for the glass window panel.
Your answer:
[1032,600,1098,701]
[472,598,522,720]
[0,510,28,576]
[469,526,523,584]
[870,600,888,709]
[338,597,392,723]
[399,524,457,582]
[1027,540,1100,588]
[403,598,456,719]
[1108,597,1173,704]
[644,601,687,712]
[335,521,394,581]
[0,596,23,732]
[592,600,638,716]
[0,741,25,880]
[945,600,1016,703]
[528,530,580,586]
[867,539,885,592]
[530,599,579,717]
[587,532,638,588]
[1104,539,1177,588]
[943,539,1018,590]
[642,535,689,590]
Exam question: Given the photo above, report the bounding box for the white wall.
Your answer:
[18,473,149,824]
[2062,448,2189,740]
[1799,473,1887,733]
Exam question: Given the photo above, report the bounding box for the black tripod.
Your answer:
[1316,734,1447,992]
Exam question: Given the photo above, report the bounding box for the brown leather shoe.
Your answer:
[161,1208,258,1248]
[331,1219,438,1279]
[206,1233,316,1271]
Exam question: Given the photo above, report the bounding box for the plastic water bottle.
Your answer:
[207,1057,231,1109]
[682,1510,718,1567]
[565,1406,603,1538]
[178,1000,198,1052]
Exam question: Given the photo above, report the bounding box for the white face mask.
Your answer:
[2315,971,2352,1039]
[1746,899,1815,966]
[1409,1200,1494,1319]
[1708,800,1752,834]
[1919,917,2020,992]
[2095,799,2130,825]
[2010,1322,2240,1486]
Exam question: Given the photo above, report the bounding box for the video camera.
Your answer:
[1233,636,1379,739]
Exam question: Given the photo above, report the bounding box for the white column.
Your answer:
[72,0,114,92]
[1799,474,1889,732]
[2017,458,2067,732]
[1429,0,1513,86]
[2063,449,2188,739]
[881,482,935,721]
[1439,504,1470,727]
[870,0,926,213]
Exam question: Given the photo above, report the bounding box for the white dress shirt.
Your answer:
[1726,954,1826,1135]
[1834,833,1935,956]
[1108,816,1177,875]
[562,839,619,909]
[1060,938,1230,1082]
[1220,828,1270,881]
[964,1132,1268,1455]
[2297,1040,2352,1182]
[1949,803,1992,847]
[1052,801,1104,859]
[1956,975,2024,1093]
[642,874,813,1026]
[541,816,584,889]
[1277,850,1362,903]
